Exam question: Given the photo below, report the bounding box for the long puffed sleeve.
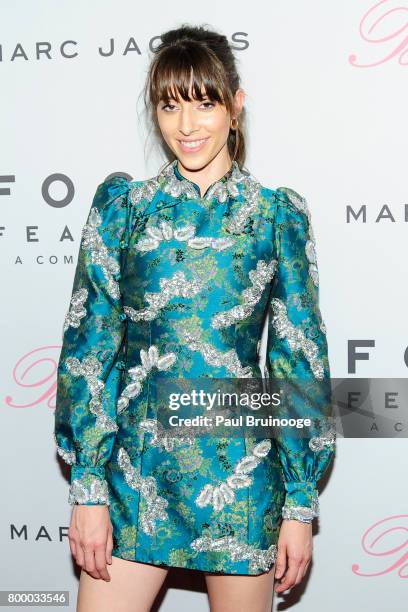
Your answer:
[265,187,336,523]
[54,176,133,505]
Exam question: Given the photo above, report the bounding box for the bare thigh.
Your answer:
[204,565,275,612]
[76,555,169,612]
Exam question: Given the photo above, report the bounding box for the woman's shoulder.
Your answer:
[260,182,311,222]
[92,174,132,207]
[93,173,157,211]
[245,164,303,204]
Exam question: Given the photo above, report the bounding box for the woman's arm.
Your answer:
[266,187,336,523]
[54,176,133,506]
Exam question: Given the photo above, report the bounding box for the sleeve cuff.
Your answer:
[68,466,110,505]
[281,481,319,523]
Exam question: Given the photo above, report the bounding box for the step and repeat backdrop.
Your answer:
[1,1,407,610]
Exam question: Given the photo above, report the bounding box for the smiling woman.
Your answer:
[54,21,335,612]
[156,85,233,154]
[144,29,246,198]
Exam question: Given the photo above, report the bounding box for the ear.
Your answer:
[233,88,246,116]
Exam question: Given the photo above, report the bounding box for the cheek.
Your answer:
[157,115,173,141]
[204,111,230,137]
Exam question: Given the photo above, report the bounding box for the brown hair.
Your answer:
[143,24,246,168]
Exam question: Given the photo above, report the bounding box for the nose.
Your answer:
[178,105,199,136]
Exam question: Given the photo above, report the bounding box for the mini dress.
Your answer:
[54,159,336,575]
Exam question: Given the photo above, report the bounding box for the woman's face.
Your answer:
[156,82,245,171]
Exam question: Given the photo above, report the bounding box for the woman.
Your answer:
[54,24,336,612]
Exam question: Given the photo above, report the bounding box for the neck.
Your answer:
[176,147,233,198]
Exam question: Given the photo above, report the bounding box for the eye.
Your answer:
[161,102,177,112]
[200,101,215,109]
[159,99,215,112]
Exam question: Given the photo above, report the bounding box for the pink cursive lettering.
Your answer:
[352,515,408,576]
[4,346,60,410]
[349,0,408,67]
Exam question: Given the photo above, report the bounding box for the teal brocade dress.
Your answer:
[54,159,336,575]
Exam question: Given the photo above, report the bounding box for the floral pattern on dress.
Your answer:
[54,159,335,575]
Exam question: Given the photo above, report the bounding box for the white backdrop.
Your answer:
[1,1,408,610]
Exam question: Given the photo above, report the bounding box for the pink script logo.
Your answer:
[349,0,408,67]
[5,346,59,410]
[352,515,408,577]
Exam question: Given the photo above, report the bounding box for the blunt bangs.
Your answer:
[149,44,232,110]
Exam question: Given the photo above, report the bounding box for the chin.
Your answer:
[176,151,217,171]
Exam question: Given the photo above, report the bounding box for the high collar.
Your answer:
[158,158,244,203]
[173,159,237,199]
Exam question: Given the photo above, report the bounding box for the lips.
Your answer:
[178,138,209,153]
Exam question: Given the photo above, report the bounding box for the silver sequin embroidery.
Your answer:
[158,159,243,203]
[212,259,278,329]
[62,288,88,336]
[53,431,76,465]
[175,320,254,378]
[68,473,110,505]
[277,187,319,287]
[81,207,122,300]
[129,177,161,207]
[158,159,262,235]
[309,426,337,452]
[117,345,177,414]
[224,176,262,234]
[117,446,169,535]
[269,298,325,380]
[196,439,272,511]
[135,220,236,253]
[124,270,205,323]
[131,159,262,240]
[65,355,118,432]
[139,418,195,451]
[190,535,277,573]
[282,493,320,523]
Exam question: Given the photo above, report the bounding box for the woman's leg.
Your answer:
[76,556,169,612]
[204,565,275,612]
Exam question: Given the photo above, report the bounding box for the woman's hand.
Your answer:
[68,505,114,581]
[274,519,313,593]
